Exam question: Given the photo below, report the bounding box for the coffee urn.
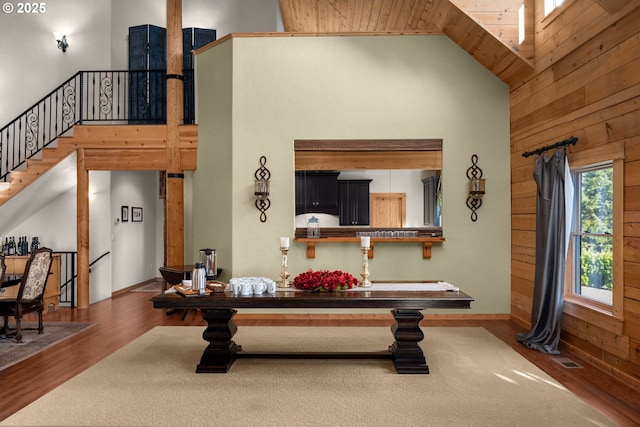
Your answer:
[199,248,217,280]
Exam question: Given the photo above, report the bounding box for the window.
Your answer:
[518,4,525,45]
[544,0,565,16]
[570,164,613,305]
[565,143,623,318]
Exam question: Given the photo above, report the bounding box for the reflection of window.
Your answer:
[544,0,565,16]
[565,144,623,318]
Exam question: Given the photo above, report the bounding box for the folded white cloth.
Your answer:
[350,281,459,292]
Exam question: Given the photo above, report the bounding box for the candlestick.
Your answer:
[280,236,290,249]
[278,247,291,288]
[360,246,371,288]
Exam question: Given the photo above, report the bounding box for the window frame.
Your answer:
[564,143,624,319]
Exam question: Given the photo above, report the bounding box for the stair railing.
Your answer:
[57,250,111,308]
[0,69,194,183]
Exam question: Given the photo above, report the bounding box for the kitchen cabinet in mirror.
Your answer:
[295,171,339,215]
[338,179,372,226]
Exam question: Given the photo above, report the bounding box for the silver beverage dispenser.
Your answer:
[199,248,217,280]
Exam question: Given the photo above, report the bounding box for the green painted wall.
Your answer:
[195,35,511,314]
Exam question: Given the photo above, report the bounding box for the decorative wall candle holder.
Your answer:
[466,154,485,222]
[254,156,271,222]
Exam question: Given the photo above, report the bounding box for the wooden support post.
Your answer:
[76,148,90,309]
[165,0,185,266]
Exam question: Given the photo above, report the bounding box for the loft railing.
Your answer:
[0,69,195,183]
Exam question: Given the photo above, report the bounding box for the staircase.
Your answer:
[0,142,77,204]
[0,70,197,206]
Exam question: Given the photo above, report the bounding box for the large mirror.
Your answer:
[294,139,442,232]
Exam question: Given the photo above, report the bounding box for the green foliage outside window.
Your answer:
[580,236,612,290]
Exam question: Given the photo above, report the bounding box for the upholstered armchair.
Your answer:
[0,248,53,343]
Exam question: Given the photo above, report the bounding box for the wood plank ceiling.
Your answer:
[278,0,534,87]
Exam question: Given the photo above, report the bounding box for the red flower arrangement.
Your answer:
[292,269,359,292]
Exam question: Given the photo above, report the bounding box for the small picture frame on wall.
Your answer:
[132,207,143,222]
[121,206,129,222]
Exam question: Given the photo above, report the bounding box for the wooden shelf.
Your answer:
[294,237,445,259]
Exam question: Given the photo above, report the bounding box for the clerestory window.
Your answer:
[544,0,566,16]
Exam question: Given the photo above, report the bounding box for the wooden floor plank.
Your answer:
[1,284,639,425]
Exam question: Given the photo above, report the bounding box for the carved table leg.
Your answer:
[389,309,429,374]
[197,308,242,373]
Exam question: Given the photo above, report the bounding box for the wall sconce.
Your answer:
[254,156,271,222]
[55,33,69,52]
[466,154,485,222]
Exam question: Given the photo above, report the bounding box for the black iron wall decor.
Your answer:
[254,156,271,222]
[466,154,485,222]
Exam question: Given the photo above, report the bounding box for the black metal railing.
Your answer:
[56,250,110,308]
[57,251,77,307]
[0,69,195,183]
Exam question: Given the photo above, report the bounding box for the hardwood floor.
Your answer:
[1,285,639,426]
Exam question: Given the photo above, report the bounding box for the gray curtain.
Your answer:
[517,149,573,354]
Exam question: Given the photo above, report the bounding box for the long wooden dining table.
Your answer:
[151,284,473,374]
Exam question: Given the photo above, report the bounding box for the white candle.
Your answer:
[280,237,290,249]
[360,236,370,248]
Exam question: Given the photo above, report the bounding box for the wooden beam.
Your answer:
[165,0,185,266]
[76,148,90,309]
[64,125,167,146]
[82,149,167,170]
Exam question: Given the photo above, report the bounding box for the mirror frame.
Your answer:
[295,139,442,171]
[294,139,443,238]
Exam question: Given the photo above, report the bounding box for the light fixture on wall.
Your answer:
[466,154,485,222]
[55,33,69,53]
[254,156,271,222]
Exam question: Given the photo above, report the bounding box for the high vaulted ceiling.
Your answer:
[278,0,534,87]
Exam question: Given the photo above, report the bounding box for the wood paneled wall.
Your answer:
[452,0,531,60]
[278,0,534,86]
[510,0,640,389]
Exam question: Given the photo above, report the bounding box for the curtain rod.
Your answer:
[522,136,578,158]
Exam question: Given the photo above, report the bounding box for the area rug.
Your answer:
[0,326,614,427]
[0,322,95,371]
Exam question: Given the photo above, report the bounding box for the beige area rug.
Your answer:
[1,326,614,427]
[0,322,95,371]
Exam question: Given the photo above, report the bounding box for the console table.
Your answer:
[151,287,473,374]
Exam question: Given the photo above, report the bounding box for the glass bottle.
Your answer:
[306,216,320,238]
